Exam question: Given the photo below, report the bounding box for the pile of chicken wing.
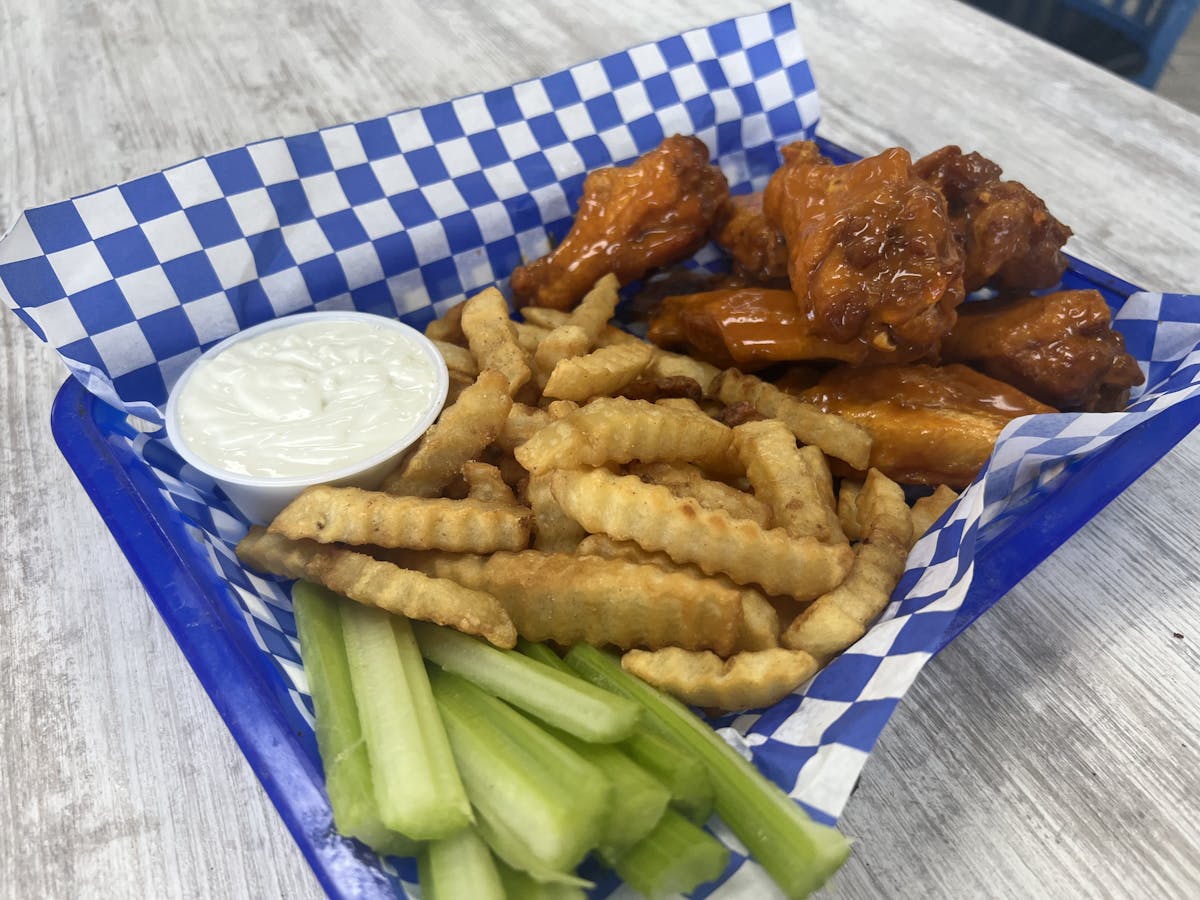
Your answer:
[508,135,1143,487]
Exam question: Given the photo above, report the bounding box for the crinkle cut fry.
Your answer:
[461,287,532,395]
[461,461,518,505]
[550,468,853,601]
[621,647,819,711]
[714,368,872,470]
[782,468,913,661]
[909,484,959,546]
[401,550,744,657]
[524,472,586,553]
[269,485,531,553]
[575,533,779,651]
[381,368,513,497]
[515,397,737,477]
[732,419,846,544]
[235,528,517,648]
[629,461,772,527]
[542,341,654,401]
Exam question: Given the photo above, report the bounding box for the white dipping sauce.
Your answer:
[175,319,442,478]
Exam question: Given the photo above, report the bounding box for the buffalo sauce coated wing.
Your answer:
[509,135,729,310]
[797,363,1055,488]
[941,290,1144,412]
[915,145,1072,292]
[647,287,865,369]
[763,142,965,363]
[711,192,790,283]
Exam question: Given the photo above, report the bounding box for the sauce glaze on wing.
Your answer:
[763,142,965,364]
[797,363,1055,488]
[941,290,1144,411]
[509,135,729,310]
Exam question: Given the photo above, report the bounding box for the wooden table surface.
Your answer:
[3,1,1199,897]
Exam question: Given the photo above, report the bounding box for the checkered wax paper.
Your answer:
[5,5,1200,897]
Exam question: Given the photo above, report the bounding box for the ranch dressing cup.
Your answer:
[165,311,449,524]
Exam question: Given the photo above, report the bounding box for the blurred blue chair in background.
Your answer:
[961,0,1200,87]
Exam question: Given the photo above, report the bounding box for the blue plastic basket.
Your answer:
[49,133,1200,894]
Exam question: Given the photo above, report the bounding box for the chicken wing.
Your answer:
[915,145,1072,292]
[941,290,1143,411]
[509,135,729,310]
[796,363,1055,488]
[647,287,866,369]
[763,142,965,364]
[711,191,790,283]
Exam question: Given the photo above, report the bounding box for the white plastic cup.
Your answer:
[164,310,449,524]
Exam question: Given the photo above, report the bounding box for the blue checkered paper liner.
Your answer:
[6,5,1200,897]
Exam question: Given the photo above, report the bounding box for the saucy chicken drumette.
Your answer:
[509,134,729,310]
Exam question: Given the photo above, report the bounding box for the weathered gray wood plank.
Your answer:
[2,1,1199,898]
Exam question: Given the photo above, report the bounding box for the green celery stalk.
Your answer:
[414,622,639,742]
[428,668,610,873]
[474,806,593,888]
[614,808,730,899]
[417,826,505,900]
[520,641,715,825]
[547,727,670,863]
[497,860,588,899]
[621,730,715,825]
[565,644,850,899]
[290,582,417,858]
[340,603,471,840]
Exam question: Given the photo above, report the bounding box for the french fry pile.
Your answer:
[237,274,959,711]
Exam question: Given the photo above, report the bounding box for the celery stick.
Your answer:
[414,623,639,742]
[417,826,505,900]
[547,727,670,863]
[291,582,417,858]
[498,860,588,899]
[614,808,730,899]
[565,644,850,899]
[340,603,471,840]
[429,668,610,872]
[474,807,593,888]
[517,637,570,670]
[622,730,715,825]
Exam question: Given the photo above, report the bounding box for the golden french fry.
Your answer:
[524,472,586,552]
[518,306,569,330]
[269,485,531,553]
[565,273,621,343]
[462,461,518,505]
[516,398,737,477]
[534,324,590,388]
[461,287,532,395]
[652,397,705,414]
[382,369,513,497]
[544,400,579,419]
[236,528,516,648]
[733,420,845,544]
[782,468,913,660]
[713,368,872,470]
[432,339,478,378]
[621,647,818,711]
[496,402,551,452]
[550,468,852,601]
[512,320,550,354]
[574,532,778,651]
[542,342,654,401]
[629,461,771,527]
[424,300,466,344]
[444,369,474,405]
[909,484,959,546]
[838,480,863,542]
[405,550,744,655]
[644,349,721,396]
